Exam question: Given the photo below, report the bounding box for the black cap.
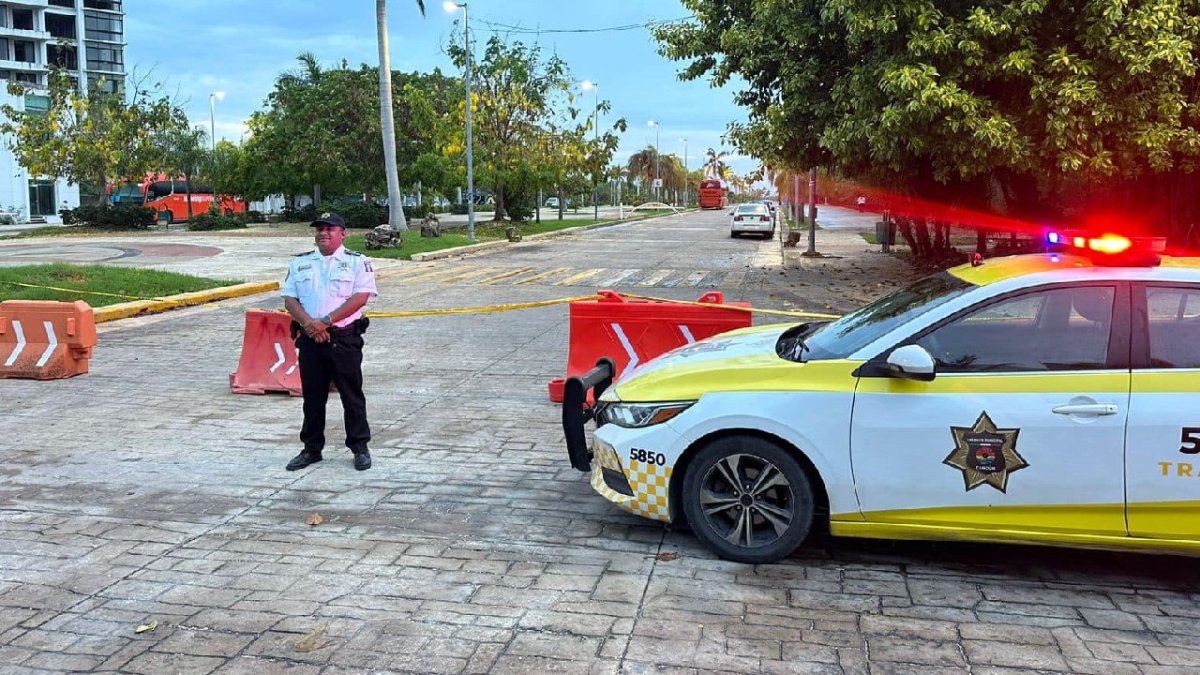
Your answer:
[311,211,346,229]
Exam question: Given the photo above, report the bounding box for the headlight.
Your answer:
[602,401,695,428]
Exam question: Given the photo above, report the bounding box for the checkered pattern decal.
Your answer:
[591,441,674,523]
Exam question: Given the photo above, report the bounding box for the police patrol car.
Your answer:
[563,233,1200,563]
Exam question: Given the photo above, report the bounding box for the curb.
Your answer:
[94,281,280,323]
[410,239,507,262]
[409,210,688,262]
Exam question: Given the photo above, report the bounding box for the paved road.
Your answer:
[1,209,1197,674]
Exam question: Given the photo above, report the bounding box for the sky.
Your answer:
[124,0,759,184]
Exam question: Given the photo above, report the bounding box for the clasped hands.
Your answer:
[303,317,331,343]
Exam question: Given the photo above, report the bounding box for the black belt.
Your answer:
[328,324,357,335]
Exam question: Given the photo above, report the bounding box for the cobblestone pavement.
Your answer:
[1,209,1198,674]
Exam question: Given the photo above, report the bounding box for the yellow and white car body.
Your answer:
[567,249,1200,562]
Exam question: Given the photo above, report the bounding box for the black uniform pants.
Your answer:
[296,331,370,454]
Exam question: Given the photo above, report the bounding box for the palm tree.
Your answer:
[625,146,659,191]
[703,148,729,180]
[377,0,424,232]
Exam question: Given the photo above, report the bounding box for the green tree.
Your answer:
[447,35,574,221]
[244,55,460,211]
[0,70,184,205]
[656,1,1200,243]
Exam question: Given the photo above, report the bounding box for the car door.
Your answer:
[1126,282,1200,540]
[850,283,1131,537]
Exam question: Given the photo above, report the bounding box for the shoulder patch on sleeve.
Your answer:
[364,259,373,272]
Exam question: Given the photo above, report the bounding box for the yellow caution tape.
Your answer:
[0,280,170,302]
[366,295,599,318]
[5,278,838,321]
[618,292,841,320]
[364,292,840,320]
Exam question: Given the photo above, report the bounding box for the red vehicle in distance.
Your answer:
[109,174,246,223]
[698,179,727,209]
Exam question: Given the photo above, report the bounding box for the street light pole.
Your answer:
[582,80,599,219]
[680,137,687,207]
[446,1,474,241]
[648,120,660,201]
[209,91,224,151]
[209,91,224,213]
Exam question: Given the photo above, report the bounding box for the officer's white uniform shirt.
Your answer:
[281,245,378,328]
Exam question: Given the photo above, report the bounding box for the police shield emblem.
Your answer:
[964,431,1006,474]
[944,411,1028,493]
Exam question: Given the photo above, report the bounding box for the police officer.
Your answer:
[281,212,378,471]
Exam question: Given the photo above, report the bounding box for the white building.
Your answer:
[0,0,124,223]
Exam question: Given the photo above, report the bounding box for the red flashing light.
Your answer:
[1045,229,1165,265]
[1087,234,1131,255]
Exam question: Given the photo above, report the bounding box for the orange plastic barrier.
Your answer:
[229,309,302,396]
[0,300,97,380]
[548,290,752,402]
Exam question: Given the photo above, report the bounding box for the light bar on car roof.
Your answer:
[1045,230,1166,265]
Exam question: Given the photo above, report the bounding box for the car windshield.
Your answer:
[788,272,975,362]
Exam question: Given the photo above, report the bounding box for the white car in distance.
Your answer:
[730,203,775,239]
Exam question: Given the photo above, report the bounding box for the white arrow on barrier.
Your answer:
[612,323,639,374]
[679,325,696,344]
[35,320,57,367]
[4,320,25,367]
[269,342,300,375]
[270,342,286,372]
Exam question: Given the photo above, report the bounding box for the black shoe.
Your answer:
[286,451,322,471]
[353,450,372,471]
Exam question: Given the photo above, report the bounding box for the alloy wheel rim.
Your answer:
[698,452,794,549]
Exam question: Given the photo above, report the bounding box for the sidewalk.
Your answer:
[742,212,923,315]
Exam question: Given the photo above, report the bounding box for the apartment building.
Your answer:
[0,0,124,223]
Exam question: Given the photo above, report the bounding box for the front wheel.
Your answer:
[682,436,814,564]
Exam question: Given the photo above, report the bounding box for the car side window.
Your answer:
[1145,286,1200,369]
[916,286,1115,372]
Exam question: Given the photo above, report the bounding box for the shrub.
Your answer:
[187,211,247,231]
[334,201,389,229]
[281,204,318,223]
[235,210,265,224]
[60,204,155,229]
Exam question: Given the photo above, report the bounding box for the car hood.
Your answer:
[608,323,859,401]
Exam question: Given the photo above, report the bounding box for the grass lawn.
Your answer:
[0,263,241,306]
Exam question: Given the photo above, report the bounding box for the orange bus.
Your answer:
[698,179,727,209]
[110,174,246,223]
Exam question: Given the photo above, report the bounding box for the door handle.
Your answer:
[1052,403,1118,416]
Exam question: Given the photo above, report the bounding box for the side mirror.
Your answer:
[885,345,936,382]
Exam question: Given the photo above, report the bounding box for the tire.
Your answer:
[730,231,739,238]
[764,231,774,240]
[681,435,815,564]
